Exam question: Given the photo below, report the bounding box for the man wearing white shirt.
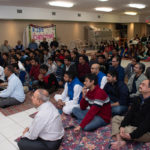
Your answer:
[0,65,25,107]
[91,63,107,89]
[0,65,5,82]
[54,71,83,115]
[18,89,64,150]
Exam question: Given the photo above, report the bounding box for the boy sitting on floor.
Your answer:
[54,71,83,115]
[72,73,111,132]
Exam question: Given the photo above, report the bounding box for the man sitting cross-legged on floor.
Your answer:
[0,65,25,108]
[104,69,129,116]
[38,64,59,94]
[18,89,64,150]
[111,79,150,149]
[72,74,111,132]
[54,71,83,115]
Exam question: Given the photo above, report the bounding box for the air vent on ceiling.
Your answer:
[17,9,23,14]
[78,13,81,17]
[52,12,56,15]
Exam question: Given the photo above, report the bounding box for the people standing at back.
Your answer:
[28,39,38,50]
[39,38,49,50]
[15,40,24,51]
[0,40,11,54]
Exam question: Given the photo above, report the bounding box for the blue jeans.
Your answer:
[72,107,107,131]
[111,105,128,116]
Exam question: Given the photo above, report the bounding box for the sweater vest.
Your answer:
[67,77,83,104]
[97,71,106,87]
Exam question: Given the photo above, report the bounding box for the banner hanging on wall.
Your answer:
[23,24,56,48]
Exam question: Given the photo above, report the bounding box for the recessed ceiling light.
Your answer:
[95,7,113,12]
[128,3,146,9]
[98,0,109,2]
[124,11,137,15]
[48,1,74,8]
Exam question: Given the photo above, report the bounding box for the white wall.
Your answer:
[0,6,143,23]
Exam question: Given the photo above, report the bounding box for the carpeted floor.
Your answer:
[29,113,150,150]
[60,115,150,150]
[0,92,34,116]
[3,87,150,150]
[0,88,63,116]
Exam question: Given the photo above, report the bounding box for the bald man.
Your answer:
[91,63,107,89]
[18,89,64,150]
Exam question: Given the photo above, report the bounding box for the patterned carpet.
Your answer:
[29,113,150,150]
[0,92,34,116]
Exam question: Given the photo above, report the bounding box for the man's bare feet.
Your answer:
[111,140,126,150]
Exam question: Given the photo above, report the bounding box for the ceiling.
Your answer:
[0,0,150,15]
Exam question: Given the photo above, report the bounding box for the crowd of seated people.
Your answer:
[0,37,150,150]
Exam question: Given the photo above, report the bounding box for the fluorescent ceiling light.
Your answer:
[48,1,74,8]
[128,3,146,9]
[95,7,113,12]
[98,0,109,2]
[124,12,137,15]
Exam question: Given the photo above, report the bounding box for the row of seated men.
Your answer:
[16,72,150,150]
[0,59,150,149]
[0,51,148,108]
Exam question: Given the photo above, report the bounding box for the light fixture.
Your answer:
[98,0,109,2]
[128,3,146,9]
[48,1,74,8]
[95,7,113,12]
[124,11,137,15]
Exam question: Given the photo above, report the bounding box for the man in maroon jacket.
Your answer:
[29,58,40,88]
[29,58,40,81]
[72,73,111,132]
[77,55,90,82]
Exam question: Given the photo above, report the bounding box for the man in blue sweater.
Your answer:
[104,70,129,116]
[54,71,83,115]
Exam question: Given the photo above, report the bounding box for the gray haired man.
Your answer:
[18,89,64,150]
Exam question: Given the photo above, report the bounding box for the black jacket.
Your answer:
[104,81,129,106]
[120,95,150,139]
[63,64,77,75]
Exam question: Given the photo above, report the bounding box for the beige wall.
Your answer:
[127,23,147,40]
[128,23,134,40]
[0,20,147,48]
[134,23,147,37]
[0,20,116,48]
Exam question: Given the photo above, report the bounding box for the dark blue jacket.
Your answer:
[109,65,125,81]
[104,81,129,106]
